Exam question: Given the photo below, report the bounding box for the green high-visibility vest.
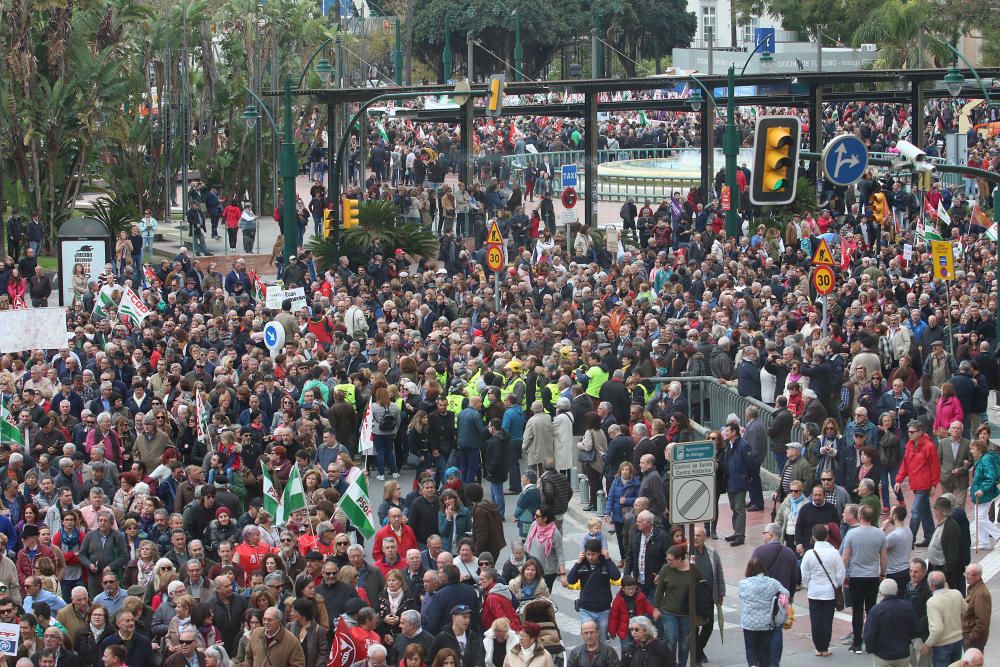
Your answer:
[500,376,526,409]
[636,382,651,406]
[544,383,561,413]
[465,370,482,399]
[436,370,448,390]
[334,383,356,407]
[446,393,465,426]
[585,365,609,398]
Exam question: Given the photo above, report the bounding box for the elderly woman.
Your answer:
[502,622,553,667]
[621,615,673,666]
[151,577,186,639]
[165,594,201,653]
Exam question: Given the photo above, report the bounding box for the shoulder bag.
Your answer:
[813,549,845,611]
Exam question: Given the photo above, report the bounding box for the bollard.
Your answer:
[596,489,607,515]
[578,474,591,507]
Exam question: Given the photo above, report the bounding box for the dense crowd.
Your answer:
[0,91,997,667]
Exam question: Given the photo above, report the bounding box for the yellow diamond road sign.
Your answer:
[811,238,835,266]
[486,220,504,245]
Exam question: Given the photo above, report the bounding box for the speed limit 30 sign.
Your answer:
[812,265,835,295]
[485,243,504,272]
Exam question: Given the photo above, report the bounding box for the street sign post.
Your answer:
[812,265,835,295]
[561,164,578,188]
[561,187,578,209]
[822,134,869,187]
[669,441,717,526]
[486,220,505,246]
[263,321,285,359]
[931,240,954,280]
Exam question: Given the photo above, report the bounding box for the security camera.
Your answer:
[896,140,927,165]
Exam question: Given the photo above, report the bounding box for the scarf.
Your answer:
[59,528,80,550]
[526,520,557,558]
[387,588,404,613]
[89,624,105,640]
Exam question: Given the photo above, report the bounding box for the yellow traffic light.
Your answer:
[870,191,886,225]
[750,116,800,206]
[323,208,335,238]
[486,74,505,118]
[342,198,360,229]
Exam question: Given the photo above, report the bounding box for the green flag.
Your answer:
[638,110,649,126]
[338,469,377,538]
[91,285,117,321]
[0,402,23,447]
[280,464,307,525]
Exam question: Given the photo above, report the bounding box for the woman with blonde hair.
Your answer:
[378,480,404,526]
[370,384,400,480]
[165,595,201,652]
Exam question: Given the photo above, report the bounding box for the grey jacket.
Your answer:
[78,527,129,573]
[566,642,621,667]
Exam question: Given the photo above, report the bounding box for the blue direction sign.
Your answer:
[561,164,578,188]
[822,134,869,187]
[263,321,285,356]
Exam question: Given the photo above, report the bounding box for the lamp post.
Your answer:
[931,36,1000,342]
[242,40,336,265]
[721,42,774,238]
[490,0,522,81]
[442,3,475,83]
[364,0,403,85]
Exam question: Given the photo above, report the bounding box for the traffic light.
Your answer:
[749,116,801,206]
[486,74,505,118]
[342,197,360,229]
[323,208,335,238]
[870,190,887,226]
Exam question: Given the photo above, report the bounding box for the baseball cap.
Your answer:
[450,605,473,616]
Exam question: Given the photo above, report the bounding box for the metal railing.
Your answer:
[501,148,964,201]
[647,375,804,476]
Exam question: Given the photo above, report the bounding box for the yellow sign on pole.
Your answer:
[486,220,505,245]
[931,240,954,280]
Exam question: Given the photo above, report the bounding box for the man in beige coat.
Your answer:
[522,401,554,474]
[244,607,305,667]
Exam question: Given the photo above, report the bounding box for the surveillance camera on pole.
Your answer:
[895,140,934,173]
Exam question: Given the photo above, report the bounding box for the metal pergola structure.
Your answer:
[263,66,1000,234]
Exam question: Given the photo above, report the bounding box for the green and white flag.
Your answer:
[91,285,117,321]
[261,460,282,521]
[376,121,389,142]
[280,464,307,525]
[0,402,23,447]
[338,469,377,538]
[638,110,649,126]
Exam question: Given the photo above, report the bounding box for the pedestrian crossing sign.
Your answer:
[811,238,835,266]
[487,220,505,245]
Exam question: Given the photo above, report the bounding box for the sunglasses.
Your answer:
[179,640,196,645]
[336,541,349,546]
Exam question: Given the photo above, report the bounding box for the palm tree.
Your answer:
[851,0,931,69]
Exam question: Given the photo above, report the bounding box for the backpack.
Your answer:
[770,588,791,629]
[378,409,398,432]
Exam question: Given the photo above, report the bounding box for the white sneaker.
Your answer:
[376,475,385,481]
[392,472,400,479]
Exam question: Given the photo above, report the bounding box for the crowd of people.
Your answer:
[0,90,996,667]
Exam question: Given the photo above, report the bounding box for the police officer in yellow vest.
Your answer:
[579,348,610,400]
[446,379,467,425]
[541,367,564,415]
[333,382,357,410]
[499,359,527,409]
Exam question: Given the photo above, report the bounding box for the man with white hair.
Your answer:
[862,578,916,665]
[243,607,304,667]
[352,643,387,667]
[392,609,434,664]
[922,571,965,665]
[962,562,990,650]
[956,648,984,667]
[55,586,90,639]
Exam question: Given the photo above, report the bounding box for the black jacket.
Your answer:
[767,407,794,452]
[428,627,485,667]
[626,528,669,585]
[484,431,510,483]
[622,638,677,667]
[539,470,573,515]
[567,556,621,612]
[862,597,916,661]
[206,592,248,654]
[599,379,631,425]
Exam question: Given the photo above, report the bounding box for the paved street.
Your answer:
[361,466,1000,665]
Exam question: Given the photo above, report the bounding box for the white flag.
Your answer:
[937,201,952,226]
[358,400,375,456]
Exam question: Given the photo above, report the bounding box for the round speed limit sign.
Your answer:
[812,265,835,295]
[486,243,504,272]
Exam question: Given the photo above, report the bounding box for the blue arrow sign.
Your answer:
[561,164,578,188]
[263,322,284,352]
[822,134,869,187]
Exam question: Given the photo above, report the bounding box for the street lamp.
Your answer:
[442,3,475,83]
[315,57,335,85]
[720,38,775,237]
[241,104,260,129]
[689,89,703,113]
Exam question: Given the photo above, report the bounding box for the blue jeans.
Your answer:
[881,465,902,505]
[459,448,480,483]
[772,450,787,472]
[659,612,690,667]
[490,481,506,518]
[374,433,397,476]
[192,229,209,256]
[579,608,610,641]
[769,626,782,666]
[141,237,154,263]
[931,639,963,667]
[744,628,775,667]
[910,489,935,542]
[28,241,40,257]
[312,214,323,238]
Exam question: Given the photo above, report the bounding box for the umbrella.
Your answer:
[716,601,725,643]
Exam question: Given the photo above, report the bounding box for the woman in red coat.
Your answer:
[7,268,26,305]
[932,381,964,436]
[222,197,242,250]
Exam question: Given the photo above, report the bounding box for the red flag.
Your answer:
[841,240,850,271]
[11,296,27,310]
[328,617,356,667]
[143,264,158,286]
[924,198,938,219]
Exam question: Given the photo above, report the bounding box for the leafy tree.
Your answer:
[604,0,695,75]
[732,0,871,44]
[307,200,438,269]
[851,0,931,69]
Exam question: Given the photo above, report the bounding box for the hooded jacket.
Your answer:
[481,582,522,632]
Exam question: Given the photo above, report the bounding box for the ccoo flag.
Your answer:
[260,460,282,522]
[338,468,378,538]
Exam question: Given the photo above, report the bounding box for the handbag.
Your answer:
[814,550,845,611]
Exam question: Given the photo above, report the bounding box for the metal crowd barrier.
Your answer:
[646,376,805,476]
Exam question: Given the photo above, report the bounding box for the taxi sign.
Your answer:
[811,238,835,265]
[812,265,835,295]
[931,240,954,280]
[485,243,504,272]
[486,220,505,245]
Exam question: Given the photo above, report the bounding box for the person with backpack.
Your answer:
[739,556,790,667]
[370,384,401,481]
[566,538,621,642]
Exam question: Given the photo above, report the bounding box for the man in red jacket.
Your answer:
[15,525,54,593]
[478,568,521,632]
[895,420,941,547]
[371,507,417,563]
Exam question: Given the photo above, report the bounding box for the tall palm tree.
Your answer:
[851,0,931,69]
